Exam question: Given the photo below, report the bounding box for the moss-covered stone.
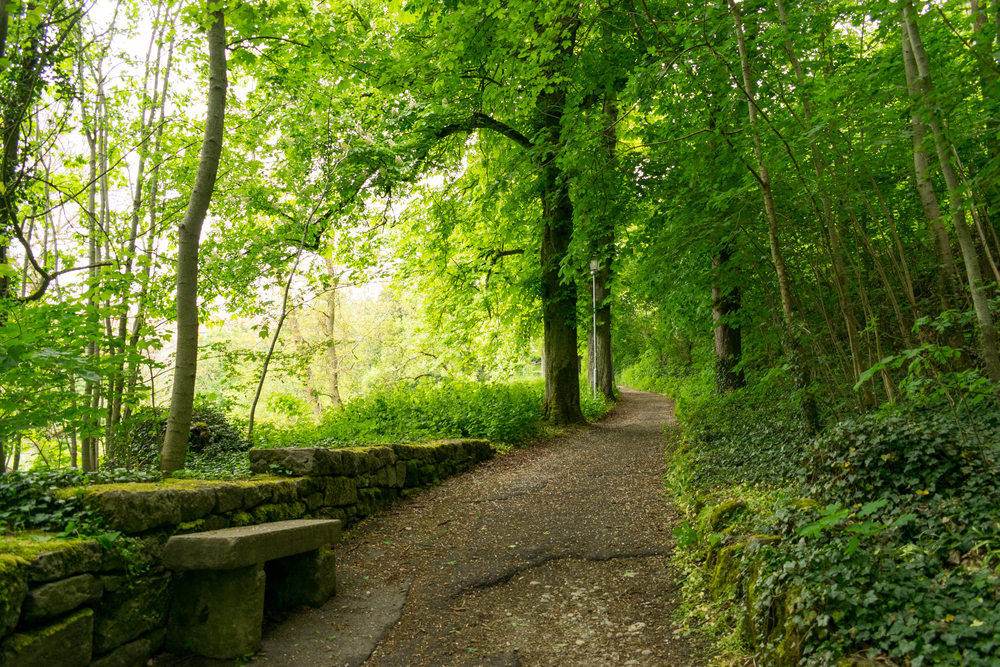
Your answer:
[178,487,216,523]
[25,541,103,582]
[709,541,746,603]
[250,502,305,524]
[20,573,103,625]
[229,511,254,527]
[212,484,244,514]
[323,477,357,506]
[93,571,170,654]
[303,492,324,510]
[90,627,165,667]
[92,489,183,534]
[175,519,205,534]
[0,607,93,667]
[241,483,273,510]
[270,480,299,504]
[707,498,748,532]
[0,554,28,637]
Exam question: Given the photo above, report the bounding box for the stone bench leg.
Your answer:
[166,562,265,659]
[264,547,337,610]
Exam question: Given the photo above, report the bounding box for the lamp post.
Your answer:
[589,256,599,399]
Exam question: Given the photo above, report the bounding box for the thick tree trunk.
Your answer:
[540,166,585,425]
[160,7,227,472]
[537,7,585,426]
[903,4,1000,389]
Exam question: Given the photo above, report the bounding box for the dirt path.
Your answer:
[250,388,707,667]
[154,388,707,667]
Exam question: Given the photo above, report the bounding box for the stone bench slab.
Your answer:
[162,519,341,571]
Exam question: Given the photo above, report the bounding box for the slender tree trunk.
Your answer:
[323,256,343,410]
[903,4,1000,390]
[247,217,311,441]
[593,97,617,401]
[901,25,961,313]
[125,29,175,423]
[729,0,818,432]
[160,6,227,472]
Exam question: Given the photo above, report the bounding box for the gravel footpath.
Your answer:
[154,388,709,667]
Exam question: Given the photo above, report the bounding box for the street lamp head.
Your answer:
[589,257,599,275]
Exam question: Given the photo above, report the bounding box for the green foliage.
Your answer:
[257,378,548,447]
[665,366,1000,665]
[122,399,252,468]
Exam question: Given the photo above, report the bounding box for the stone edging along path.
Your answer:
[234,387,710,667]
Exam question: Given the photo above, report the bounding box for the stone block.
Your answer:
[162,520,341,571]
[354,473,372,489]
[0,607,93,667]
[97,574,126,593]
[264,547,337,610]
[90,627,165,667]
[375,465,397,488]
[270,480,299,504]
[200,514,229,532]
[96,489,183,534]
[323,477,358,506]
[100,535,166,573]
[166,563,265,659]
[303,492,324,510]
[241,483,272,509]
[20,574,103,625]
[395,461,407,488]
[249,448,342,476]
[251,502,305,524]
[212,484,244,514]
[178,487,216,523]
[27,542,102,582]
[337,449,365,476]
[366,446,396,469]
[93,571,170,654]
[0,554,28,637]
[294,477,320,498]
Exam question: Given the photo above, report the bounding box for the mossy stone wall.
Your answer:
[0,438,492,667]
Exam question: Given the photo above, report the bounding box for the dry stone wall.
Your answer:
[0,439,492,667]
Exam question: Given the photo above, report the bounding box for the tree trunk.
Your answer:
[537,9,585,426]
[712,242,744,392]
[540,165,585,424]
[729,0,818,432]
[901,23,961,312]
[323,256,343,410]
[160,6,228,473]
[903,4,1000,389]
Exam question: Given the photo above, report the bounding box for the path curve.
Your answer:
[251,388,706,667]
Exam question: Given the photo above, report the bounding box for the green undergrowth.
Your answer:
[1,378,611,539]
[623,359,1000,667]
[254,377,611,449]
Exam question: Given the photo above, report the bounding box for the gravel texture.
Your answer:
[152,388,709,667]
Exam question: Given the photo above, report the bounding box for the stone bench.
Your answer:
[161,519,341,659]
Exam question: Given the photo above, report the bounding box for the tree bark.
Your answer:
[537,8,586,425]
[712,242,744,392]
[901,22,961,312]
[902,4,1000,389]
[160,6,227,473]
[729,0,818,432]
[593,97,617,402]
[323,256,343,411]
